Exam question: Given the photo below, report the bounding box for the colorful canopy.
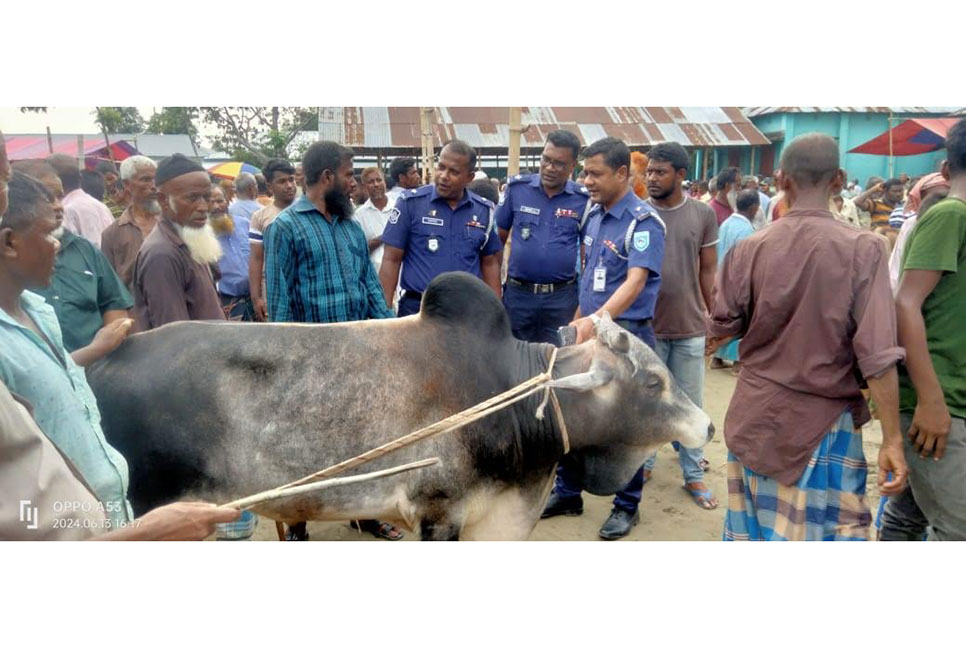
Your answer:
[848,118,961,156]
[1,134,137,165]
[207,161,261,180]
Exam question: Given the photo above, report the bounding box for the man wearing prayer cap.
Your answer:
[131,153,226,330]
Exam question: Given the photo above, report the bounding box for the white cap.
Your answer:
[473,170,488,181]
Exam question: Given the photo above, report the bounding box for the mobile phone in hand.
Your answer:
[557,325,578,347]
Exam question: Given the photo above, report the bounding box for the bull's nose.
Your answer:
[706,422,715,442]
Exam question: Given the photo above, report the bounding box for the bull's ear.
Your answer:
[547,366,614,392]
[606,330,630,355]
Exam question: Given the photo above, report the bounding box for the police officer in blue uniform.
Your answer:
[541,137,667,540]
[496,130,593,343]
[379,139,503,316]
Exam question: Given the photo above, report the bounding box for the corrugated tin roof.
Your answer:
[2,133,137,161]
[115,133,211,158]
[305,106,769,151]
[2,133,210,160]
[743,107,963,118]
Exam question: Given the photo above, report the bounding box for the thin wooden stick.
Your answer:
[223,458,441,510]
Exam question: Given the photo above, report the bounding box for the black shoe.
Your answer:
[598,508,640,540]
[541,492,583,519]
[285,521,309,541]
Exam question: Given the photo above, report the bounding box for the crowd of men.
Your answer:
[1,116,964,541]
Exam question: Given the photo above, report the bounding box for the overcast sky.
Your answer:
[0,107,226,146]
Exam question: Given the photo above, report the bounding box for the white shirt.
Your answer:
[352,196,396,272]
[385,186,405,206]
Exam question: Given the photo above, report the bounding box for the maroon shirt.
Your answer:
[708,209,904,485]
[710,197,732,226]
[131,217,225,331]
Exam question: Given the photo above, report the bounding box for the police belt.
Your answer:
[613,317,653,329]
[507,276,576,294]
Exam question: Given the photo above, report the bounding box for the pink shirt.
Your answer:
[62,188,114,249]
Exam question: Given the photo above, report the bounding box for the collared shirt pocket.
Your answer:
[58,267,99,312]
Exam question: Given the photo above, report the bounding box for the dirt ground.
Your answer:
[249,361,887,541]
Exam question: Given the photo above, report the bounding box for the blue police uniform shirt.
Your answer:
[380,184,502,294]
[495,173,591,283]
[579,189,666,321]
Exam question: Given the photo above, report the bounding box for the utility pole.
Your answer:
[507,107,522,177]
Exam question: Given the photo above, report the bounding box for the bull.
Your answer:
[87,272,713,540]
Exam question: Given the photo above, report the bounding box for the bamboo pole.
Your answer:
[45,126,54,154]
[76,135,84,170]
[420,107,435,184]
[507,107,522,177]
[888,112,895,178]
[223,458,441,510]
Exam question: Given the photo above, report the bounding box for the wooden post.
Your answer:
[76,135,84,170]
[100,127,117,167]
[46,126,54,154]
[888,111,895,178]
[750,146,756,175]
[507,107,522,177]
[419,107,435,184]
[701,147,709,180]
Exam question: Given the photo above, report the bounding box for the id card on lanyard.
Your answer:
[593,265,606,292]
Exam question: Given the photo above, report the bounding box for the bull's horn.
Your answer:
[547,367,614,392]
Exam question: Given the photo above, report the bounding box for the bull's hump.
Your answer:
[421,272,512,340]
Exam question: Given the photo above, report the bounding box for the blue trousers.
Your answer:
[503,281,579,344]
[642,336,707,485]
[553,319,655,512]
[397,292,421,317]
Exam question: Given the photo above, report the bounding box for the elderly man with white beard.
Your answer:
[101,155,162,291]
[131,154,226,331]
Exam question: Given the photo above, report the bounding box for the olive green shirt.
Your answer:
[33,230,133,352]
[899,197,966,417]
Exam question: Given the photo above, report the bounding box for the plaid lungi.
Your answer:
[723,409,872,541]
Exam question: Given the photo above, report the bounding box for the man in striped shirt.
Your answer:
[264,141,393,324]
[263,141,397,541]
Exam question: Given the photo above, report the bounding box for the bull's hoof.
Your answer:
[541,493,584,519]
[285,521,310,541]
[598,508,639,540]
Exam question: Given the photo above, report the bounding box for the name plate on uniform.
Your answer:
[519,206,541,215]
[422,217,445,226]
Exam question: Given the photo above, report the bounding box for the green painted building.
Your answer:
[738,107,961,185]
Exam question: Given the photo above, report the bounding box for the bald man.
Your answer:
[707,133,908,541]
[14,160,133,352]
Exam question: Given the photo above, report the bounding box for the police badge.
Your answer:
[633,230,650,252]
[428,237,439,252]
[521,226,531,240]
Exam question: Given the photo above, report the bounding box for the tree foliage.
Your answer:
[93,107,145,134]
[199,107,318,164]
[145,107,199,137]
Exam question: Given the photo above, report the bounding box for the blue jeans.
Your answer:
[503,281,579,344]
[553,319,654,513]
[642,336,707,485]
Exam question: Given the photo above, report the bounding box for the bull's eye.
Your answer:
[646,379,662,392]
